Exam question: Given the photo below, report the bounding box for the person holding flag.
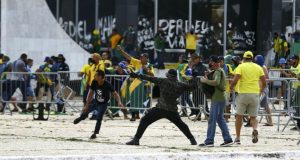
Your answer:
[117,45,154,121]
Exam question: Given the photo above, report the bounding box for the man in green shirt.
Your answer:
[199,56,233,147]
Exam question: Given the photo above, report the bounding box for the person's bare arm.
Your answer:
[230,74,241,92]
[113,91,125,109]
[116,45,131,60]
[260,75,267,93]
[83,90,94,113]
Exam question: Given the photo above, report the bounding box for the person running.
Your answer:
[125,69,198,146]
[73,70,125,139]
[230,51,267,144]
[199,56,233,147]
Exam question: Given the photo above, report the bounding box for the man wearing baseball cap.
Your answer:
[230,51,267,144]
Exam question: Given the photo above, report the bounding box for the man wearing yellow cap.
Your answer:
[230,51,266,145]
[84,53,105,119]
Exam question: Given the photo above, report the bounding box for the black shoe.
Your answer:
[199,142,214,147]
[189,137,197,145]
[220,139,233,147]
[290,126,300,131]
[130,117,136,122]
[126,138,139,145]
[90,134,97,139]
[73,117,82,124]
[252,130,258,143]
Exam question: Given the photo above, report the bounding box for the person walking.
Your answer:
[230,51,267,144]
[126,69,198,146]
[73,70,125,139]
[199,56,233,147]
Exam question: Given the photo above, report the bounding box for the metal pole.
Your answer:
[292,0,296,32]
[189,0,192,29]
[223,0,227,57]
[75,0,79,42]
[95,0,99,29]
[56,0,59,20]
[154,0,158,33]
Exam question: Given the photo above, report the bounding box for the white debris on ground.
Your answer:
[0,113,299,159]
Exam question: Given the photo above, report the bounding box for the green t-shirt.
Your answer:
[211,68,226,102]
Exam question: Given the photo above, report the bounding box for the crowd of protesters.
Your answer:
[0,27,300,143]
[0,53,70,113]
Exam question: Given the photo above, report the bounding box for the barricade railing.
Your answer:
[0,71,154,117]
[281,79,300,132]
[56,72,153,115]
[177,74,296,131]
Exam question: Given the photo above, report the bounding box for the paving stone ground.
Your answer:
[0,111,299,159]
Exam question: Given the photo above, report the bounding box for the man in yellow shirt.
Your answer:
[185,28,199,57]
[117,45,154,121]
[80,58,93,105]
[273,32,282,67]
[288,55,300,131]
[230,51,266,144]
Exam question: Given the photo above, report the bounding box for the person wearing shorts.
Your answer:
[230,51,266,144]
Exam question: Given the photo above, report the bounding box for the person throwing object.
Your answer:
[126,69,199,145]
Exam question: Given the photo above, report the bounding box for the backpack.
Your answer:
[201,70,224,99]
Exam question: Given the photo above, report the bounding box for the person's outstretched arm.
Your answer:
[130,72,162,85]
[116,45,131,61]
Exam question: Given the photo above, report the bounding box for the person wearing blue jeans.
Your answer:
[73,70,125,139]
[199,56,233,147]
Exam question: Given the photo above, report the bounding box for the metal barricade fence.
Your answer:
[177,76,207,120]
[0,72,62,118]
[56,72,153,115]
[281,79,300,132]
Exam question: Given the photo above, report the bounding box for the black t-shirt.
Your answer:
[91,80,115,104]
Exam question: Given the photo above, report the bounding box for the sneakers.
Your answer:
[90,134,97,139]
[126,138,140,145]
[252,130,258,143]
[73,117,82,124]
[234,138,241,145]
[199,142,214,147]
[244,122,251,127]
[220,139,233,147]
[189,137,197,145]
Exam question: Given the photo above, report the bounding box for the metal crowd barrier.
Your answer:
[0,71,154,118]
[56,71,153,115]
[176,73,299,132]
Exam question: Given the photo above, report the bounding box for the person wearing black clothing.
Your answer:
[73,70,125,139]
[126,69,198,146]
[190,54,209,119]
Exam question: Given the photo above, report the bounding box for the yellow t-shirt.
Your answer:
[291,64,300,88]
[235,62,265,94]
[80,64,91,80]
[110,34,122,49]
[130,57,154,74]
[130,58,143,71]
[89,61,105,85]
[225,64,233,93]
[186,33,197,50]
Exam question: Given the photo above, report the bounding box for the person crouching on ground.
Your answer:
[126,69,198,146]
[199,56,233,147]
[73,70,125,139]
